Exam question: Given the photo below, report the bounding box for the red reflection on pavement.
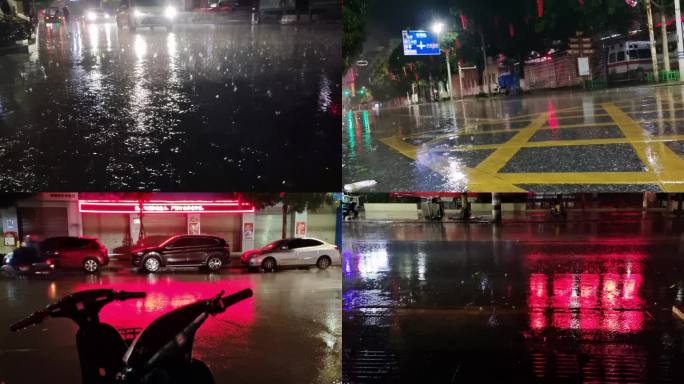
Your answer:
[74,281,255,330]
[526,254,645,334]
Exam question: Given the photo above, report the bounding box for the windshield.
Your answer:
[137,236,172,248]
[262,240,286,250]
[46,8,60,16]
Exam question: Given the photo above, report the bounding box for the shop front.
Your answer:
[79,199,255,253]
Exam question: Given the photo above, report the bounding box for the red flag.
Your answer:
[537,0,544,17]
[460,13,468,30]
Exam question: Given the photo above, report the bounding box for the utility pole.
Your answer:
[676,0,684,74]
[445,48,453,101]
[662,11,671,71]
[646,0,661,80]
[480,30,490,96]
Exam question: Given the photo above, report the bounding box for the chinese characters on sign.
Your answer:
[402,30,440,56]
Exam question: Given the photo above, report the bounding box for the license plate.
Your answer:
[19,266,29,272]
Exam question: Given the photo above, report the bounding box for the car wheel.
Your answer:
[261,257,276,272]
[316,256,331,270]
[206,256,223,272]
[143,256,161,273]
[83,258,100,274]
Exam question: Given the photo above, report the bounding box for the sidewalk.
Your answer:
[350,208,679,224]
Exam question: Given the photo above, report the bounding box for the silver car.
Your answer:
[242,237,341,272]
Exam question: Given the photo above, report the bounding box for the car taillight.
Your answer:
[334,245,339,251]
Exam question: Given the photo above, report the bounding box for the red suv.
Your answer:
[40,236,109,273]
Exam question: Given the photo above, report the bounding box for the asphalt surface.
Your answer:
[343,85,684,193]
[0,267,342,384]
[342,220,684,383]
[0,20,341,191]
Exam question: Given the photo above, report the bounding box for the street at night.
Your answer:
[0,267,341,384]
[0,20,341,191]
[343,85,684,193]
[342,217,684,383]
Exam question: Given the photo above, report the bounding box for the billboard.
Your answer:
[402,30,441,56]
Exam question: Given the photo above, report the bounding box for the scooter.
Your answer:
[10,288,253,384]
[550,202,566,219]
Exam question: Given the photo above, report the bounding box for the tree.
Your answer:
[242,193,332,239]
[343,0,368,71]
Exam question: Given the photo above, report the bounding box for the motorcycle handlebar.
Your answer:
[218,288,253,310]
[116,291,147,300]
[10,311,49,332]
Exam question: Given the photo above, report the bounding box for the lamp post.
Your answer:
[432,21,453,101]
[675,0,684,76]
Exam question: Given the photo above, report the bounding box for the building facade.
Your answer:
[0,193,337,255]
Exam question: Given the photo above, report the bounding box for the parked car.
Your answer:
[1,246,55,276]
[116,0,178,31]
[43,7,64,24]
[83,8,114,23]
[111,235,170,260]
[197,0,233,13]
[40,236,109,273]
[242,237,340,272]
[130,234,230,273]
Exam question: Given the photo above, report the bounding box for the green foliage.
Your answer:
[343,0,368,71]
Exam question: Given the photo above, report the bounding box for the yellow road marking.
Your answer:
[379,136,418,159]
[475,113,548,175]
[497,172,658,184]
[603,103,684,192]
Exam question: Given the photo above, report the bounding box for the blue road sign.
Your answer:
[402,30,441,56]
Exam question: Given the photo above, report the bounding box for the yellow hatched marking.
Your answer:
[496,172,659,184]
[603,103,684,192]
[475,113,548,175]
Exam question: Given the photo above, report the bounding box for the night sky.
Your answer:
[363,0,452,52]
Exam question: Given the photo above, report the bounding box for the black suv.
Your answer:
[130,235,230,273]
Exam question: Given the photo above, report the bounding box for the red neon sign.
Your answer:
[78,200,255,214]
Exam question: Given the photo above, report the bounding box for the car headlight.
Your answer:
[133,9,144,18]
[164,6,177,19]
[104,14,110,19]
[86,11,97,21]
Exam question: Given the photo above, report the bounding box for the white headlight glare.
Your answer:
[133,9,144,17]
[86,11,96,21]
[164,6,177,19]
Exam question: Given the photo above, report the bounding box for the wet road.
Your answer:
[342,221,684,383]
[343,85,684,193]
[0,268,341,384]
[0,21,341,191]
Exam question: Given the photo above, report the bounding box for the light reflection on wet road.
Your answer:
[342,221,684,383]
[0,22,340,191]
[0,269,341,384]
[343,86,684,192]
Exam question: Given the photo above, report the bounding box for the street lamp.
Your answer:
[431,21,444,35]
[431,21,452,101]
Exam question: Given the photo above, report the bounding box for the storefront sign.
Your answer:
[295,221,307,236]
[243,222,254,240]
[188,214,201,235]
[4,218,16,231]
[79,200,255,214]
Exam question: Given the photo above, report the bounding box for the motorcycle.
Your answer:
[10,288,253,384]
[550,202,566,219]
